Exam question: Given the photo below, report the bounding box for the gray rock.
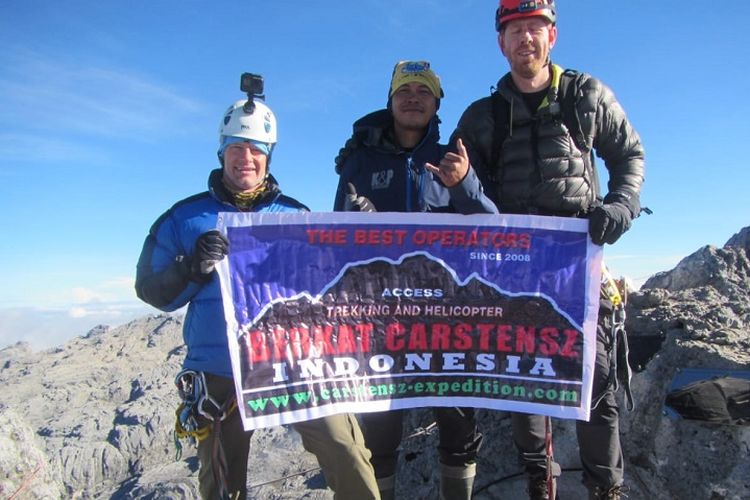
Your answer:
[0,407,63,499]
[1,227,749,499]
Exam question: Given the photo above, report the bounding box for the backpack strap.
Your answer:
[489,88,509,187]
[558,69,601,204]
[489,67,602,210]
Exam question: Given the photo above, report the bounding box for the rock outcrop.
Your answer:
[618,226,750,500]
[1,227,748,499]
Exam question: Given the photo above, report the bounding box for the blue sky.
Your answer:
[1,1,748,349]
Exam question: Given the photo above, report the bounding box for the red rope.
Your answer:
[545,416,556,500]
[7,460,44,500]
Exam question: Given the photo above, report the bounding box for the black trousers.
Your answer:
[361,406,483,478]
[511,306,624,490]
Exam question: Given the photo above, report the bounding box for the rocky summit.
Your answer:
[1,228,749,499]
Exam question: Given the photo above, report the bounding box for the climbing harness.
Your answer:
[594,265,635,411]
[174,370,210,453]
[173,369,238,500]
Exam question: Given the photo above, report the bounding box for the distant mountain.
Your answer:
[1,227,748,499]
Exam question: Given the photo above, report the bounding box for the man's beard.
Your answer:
[510,43,549,79]
[513,56,547,79]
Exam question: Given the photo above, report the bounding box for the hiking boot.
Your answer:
[439,463,476,500]
[527,476,555,500]
[589,484,628,500]
[376,474,395,500]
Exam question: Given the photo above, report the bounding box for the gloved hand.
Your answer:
[334,136,361,174]
[343,183,377,212]
[588,203,632,245]
[190,230,229,282]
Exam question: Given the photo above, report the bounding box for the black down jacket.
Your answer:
[452,65,644,218]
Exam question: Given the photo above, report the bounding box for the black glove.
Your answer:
[343,183,377,212]
[588,203,632,245]
[334,136,361,174]
[190,230,229,282]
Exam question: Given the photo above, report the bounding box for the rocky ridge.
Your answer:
[1,227,749,499]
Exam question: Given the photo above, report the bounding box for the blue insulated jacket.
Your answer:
[333,109,497,215]
[135,169,307,378]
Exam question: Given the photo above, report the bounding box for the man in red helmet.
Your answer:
[432,1,646,499]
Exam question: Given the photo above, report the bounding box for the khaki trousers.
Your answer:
[196,374,379,499]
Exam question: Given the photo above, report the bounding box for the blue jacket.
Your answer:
[333,109,497,214]
[135,169,307,378]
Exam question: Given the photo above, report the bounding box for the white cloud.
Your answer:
[35,276,139,309]
[68,306,89,318]
[0,303,156,350]
[71,287,105,304]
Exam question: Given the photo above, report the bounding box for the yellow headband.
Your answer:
[389,60,443,99]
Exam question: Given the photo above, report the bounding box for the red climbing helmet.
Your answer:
[495,0,556,32]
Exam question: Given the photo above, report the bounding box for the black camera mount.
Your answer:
[240,73,265,114]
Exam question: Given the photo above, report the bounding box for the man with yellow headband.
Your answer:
[442,1,646,499]
[333,61,496,499]
[334,60,496,215]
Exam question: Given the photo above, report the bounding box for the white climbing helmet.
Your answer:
[218,99,277,147]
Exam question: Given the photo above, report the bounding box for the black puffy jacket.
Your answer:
[452,65,644,218]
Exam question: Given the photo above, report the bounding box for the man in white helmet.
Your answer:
[136,92,380,500]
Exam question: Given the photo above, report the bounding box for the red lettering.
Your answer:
[287,327,304,359]
[409,323,428,350]
[305,229,347,245]
[337,324,356,354]
[430,323,450,349]
[271,326,289,360]
[519,233,531,249]
[453,230,467,246]
[385,322,405,350]
[296,326,311,358]
[496,324,513,352]
[561,329,580,357]
[477,323,494,350]
[367,229,380,244]
[453,323,473,350]
[439,231,452,246]
[248,330,268,362]
[515,325,536,354]
[538,327,560,356]
[355,323,373,352]
[312,325,337,355]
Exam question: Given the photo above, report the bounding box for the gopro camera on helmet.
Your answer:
[241,73,264,96]
[240,72,265,113]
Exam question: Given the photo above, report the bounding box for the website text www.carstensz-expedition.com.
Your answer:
[245,378,579,412]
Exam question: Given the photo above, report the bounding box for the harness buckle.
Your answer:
[175,369,232,423]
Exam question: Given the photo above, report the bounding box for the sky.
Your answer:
[1,1,748,350]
